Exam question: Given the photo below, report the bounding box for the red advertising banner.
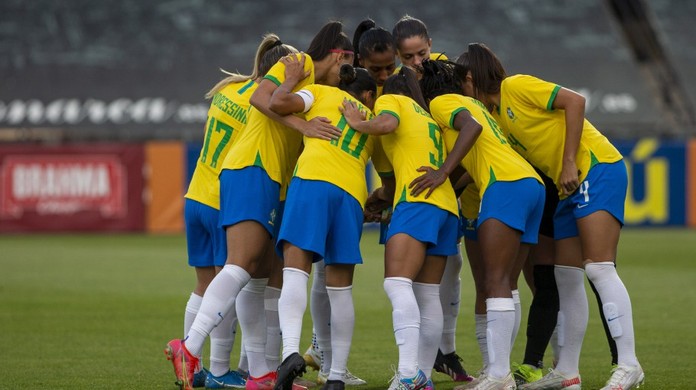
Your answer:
[0,144,145,232]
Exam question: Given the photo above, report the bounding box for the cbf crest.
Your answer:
[507,107,517,122]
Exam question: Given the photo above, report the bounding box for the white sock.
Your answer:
[209,302,237,376]
[238,346,248,373]
[326,285,354,381]
[279,268,309,361]
[264,286,282,371]
[550,317,560,366]
[475,314,489,368]
[585,262,639,367]
[554,265,588,377]
[384,277,420,378]
[310,261,331,373]
[486,298,515,380]
[187,265,250,357]
[237,278,269,378]
[414,282,443,378]
[440,250,462,355]
[184,293,203,338]
[511,289,521,348]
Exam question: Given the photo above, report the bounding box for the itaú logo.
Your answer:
[0,98,208,126]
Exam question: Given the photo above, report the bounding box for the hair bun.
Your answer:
[339,64,357,84]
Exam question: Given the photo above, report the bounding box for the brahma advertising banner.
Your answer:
[0,144,145,232]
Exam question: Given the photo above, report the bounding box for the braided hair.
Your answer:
[418,59,466,104]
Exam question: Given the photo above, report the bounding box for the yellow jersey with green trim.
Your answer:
[459,183,480,220]
[221,54,315,191]
[430,94,542,201]
[375,94,458,216]
[494,74,622,197]
[185,79,257,209]
[294,84,375,206]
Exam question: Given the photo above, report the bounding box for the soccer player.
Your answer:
[457,43,644,390]
[353,19,397,95]
[392,15,448,70]
[413,59,546,390]
[268,59,377,390]
[393,16,475,384]
[296,20,396,388]
[341,67,459,390]
[165,21,356,390]
[174,34,295,390]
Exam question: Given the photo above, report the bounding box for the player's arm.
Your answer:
[340,100,397,135]
[250,78,341,141]
[269,54,311,116]
[552,87,585,195]
[409,109,482,198]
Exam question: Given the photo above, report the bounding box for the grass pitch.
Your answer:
[1,228,694,389]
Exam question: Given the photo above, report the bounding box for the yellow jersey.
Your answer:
[294,84,375,206]
[185,79,257,209]
[375,94,458,216]
[430,94,542,201]
[459,183,480,220]
[494,74,622,197]
[221,54,315,193]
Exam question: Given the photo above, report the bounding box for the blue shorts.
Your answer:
[460,216,478,241]
[386,202,459,256]
[185,199,227,267]
[554,161,627,240]
[219,166,281,239]
[277,178,364,265]
[478,178,545,244]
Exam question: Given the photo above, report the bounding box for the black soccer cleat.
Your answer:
[274,352,307,390]
[433,349,474,382]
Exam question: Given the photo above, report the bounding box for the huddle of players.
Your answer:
[168,15,644,390]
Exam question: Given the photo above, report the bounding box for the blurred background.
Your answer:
[1,0,694,233]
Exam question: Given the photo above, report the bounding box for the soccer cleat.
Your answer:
[453,373,515,390]
[165,339,201,390]
[512,363,543,386]
[205,370,247,388]
[387,369,429,390]
[246,372,277,390]
[433,350,474,382]
[294,378,317,388]
[518,369,581,390]
[274,353,307,390]
[600,364,644,390]
[303,344,322,371]
[193,367,210,388]
[424,378,435,390]
[321,380,345,390]
[317,370,367,386]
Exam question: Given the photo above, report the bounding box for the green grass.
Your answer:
[1,228,694,389]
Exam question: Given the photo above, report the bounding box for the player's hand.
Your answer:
[365,187,392,218]
[409,166,446,198]
[281,53,310,84]
[339,98,366,129]
[299,116,342,140]
[560,160,580,195]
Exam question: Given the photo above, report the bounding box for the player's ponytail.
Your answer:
[338,64,376,103]
[205,34,297,99]
[456,43,506,101]
[307,21,353,62]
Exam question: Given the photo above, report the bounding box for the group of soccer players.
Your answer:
[166,15,644,390]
